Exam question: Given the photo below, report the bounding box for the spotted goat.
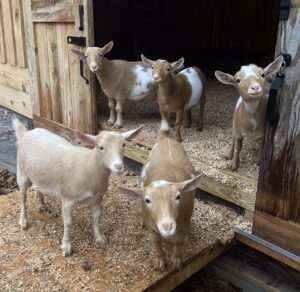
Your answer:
[75,41,157,128]
[141,55,206,142]
[215,55,283,170]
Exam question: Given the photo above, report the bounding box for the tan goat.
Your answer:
[83,41,157,128]
[141,55,206,142]
[119,130,202,270]
[215,55,283,170]
[13,119,143,256]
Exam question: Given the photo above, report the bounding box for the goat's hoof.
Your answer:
[221,154,232,161]
[19,218,28,230]
[175,136,182,143]
[95,235,107,245]
[37,204,46,212]
[107,120,114,126]
[113,123,123,129]
[154,256,167,271]
[61,242,72,257]
[172,256,183,270]
[229,161,239,171]
[197,127,203,132]
[184,124,191,128]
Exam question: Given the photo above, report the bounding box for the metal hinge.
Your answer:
[67,36,86,47]
[280,0,290,20]
[78,5,84,31]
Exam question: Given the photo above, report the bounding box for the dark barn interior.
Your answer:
[93,0,280,76]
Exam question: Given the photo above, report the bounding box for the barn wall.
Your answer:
[0,0,32,118]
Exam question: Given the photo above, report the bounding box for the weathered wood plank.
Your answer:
[22,0,40,116]
[0,1,7,63]
[253,211,300,256]
[254,1,300,252]
[2,0,17,66]
[235,229,300,272]
[0,63,30,93]
[31,0,75,23]
[142,242,228,292]
[11,0,27,68]
[0,83,32,118]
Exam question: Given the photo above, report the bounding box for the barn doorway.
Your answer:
[91,0,281,211]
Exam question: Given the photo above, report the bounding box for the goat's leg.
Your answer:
[61,200,74,256]
[197,91,206,131]
[151,231,166,271]
[107,97,116,126]
[229,137,243,171]
[175,110,184,142]
[223,135,235,160]
[184,109,192,128]
[36,191,46,212]
[114,98,124,128]
[91,202,107,245]
[172,231,186,270]
[18,172,30,230]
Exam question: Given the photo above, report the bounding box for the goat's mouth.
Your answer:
[248,91,263,97]
[90,67,99,73]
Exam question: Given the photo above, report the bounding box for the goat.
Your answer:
[119,130,202,270]
[79,41,157,128]
[13,119,143,256]
[141,55,206,142]
[215,55,283,170]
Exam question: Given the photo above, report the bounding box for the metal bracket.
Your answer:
[280,0,290,20]
[281,53,292,67]
[78,5,84,31]
[67,36,86,47]
[80,58,89,84]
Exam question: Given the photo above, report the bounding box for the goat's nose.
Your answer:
[251,84,260,92]
[162,222,173,231]
[114,163,124,172]
[91,64,97,70]
[153,74,159,81]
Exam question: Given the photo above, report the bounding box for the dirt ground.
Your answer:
[0,169,251,291]
[97,80,260,197]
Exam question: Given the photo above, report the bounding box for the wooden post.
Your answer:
[253,1,300,256]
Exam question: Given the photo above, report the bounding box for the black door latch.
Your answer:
[67,36,86,47]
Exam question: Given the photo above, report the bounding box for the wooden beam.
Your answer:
[253,210,300,257]
[0,83,32,118]
[142,241,228,292]
[235,229,300,272]
[124,145,255,211]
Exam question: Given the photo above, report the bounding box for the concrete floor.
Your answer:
[0,107,31,173]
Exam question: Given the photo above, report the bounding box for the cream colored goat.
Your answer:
[83,41,157,128]
[215,55,283,170]
[119,130,202,270]
[13,119,143,256]
[141,55,206,142]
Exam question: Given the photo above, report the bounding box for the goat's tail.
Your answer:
[13,118,27,141]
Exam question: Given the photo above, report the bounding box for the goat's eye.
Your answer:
[261,73,265,78]
[123,143,126,147]
[145,198,151,204]
[166,68,170,71]
[99,54,103,57]
[84,55,87,59]
[99,146,104,151]
[236,78,241,83]
[176,194,181,201]
[151,66,154,69]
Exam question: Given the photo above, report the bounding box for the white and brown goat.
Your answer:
[119,130,202,270]
[215,55,283,170]
[13,119,143,256]
[81,41,157,128]
[141,55,206,142]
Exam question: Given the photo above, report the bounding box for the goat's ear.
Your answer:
[263,55,284,79]
[171,57,185,72]
[102,41,114,55]
[121,125,144,141]
[179,175,203,192]
[215,71,237,87]
[118,187,144,200]
[141,54,154,67]
[74,130,97,146]
[71,48,85,56]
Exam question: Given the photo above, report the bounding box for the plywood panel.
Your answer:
[0,1,7,63]
[31,0,75,22]
[2,0,17,66]
[11,0,27,68]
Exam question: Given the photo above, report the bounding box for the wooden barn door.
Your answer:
[23,0,96,135]
[253,1,300,256]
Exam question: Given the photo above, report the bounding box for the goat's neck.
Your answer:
[158,75,177,102]
[97,58,114,86]
[241,96,268,118]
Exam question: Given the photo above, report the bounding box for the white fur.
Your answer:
[241,64,259,78]
[151,180,170,188]
[157,219,176,238]
[181,68,203,110]
[235,97,243,109]
[160,118,169,130]
[130,65,153,100]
